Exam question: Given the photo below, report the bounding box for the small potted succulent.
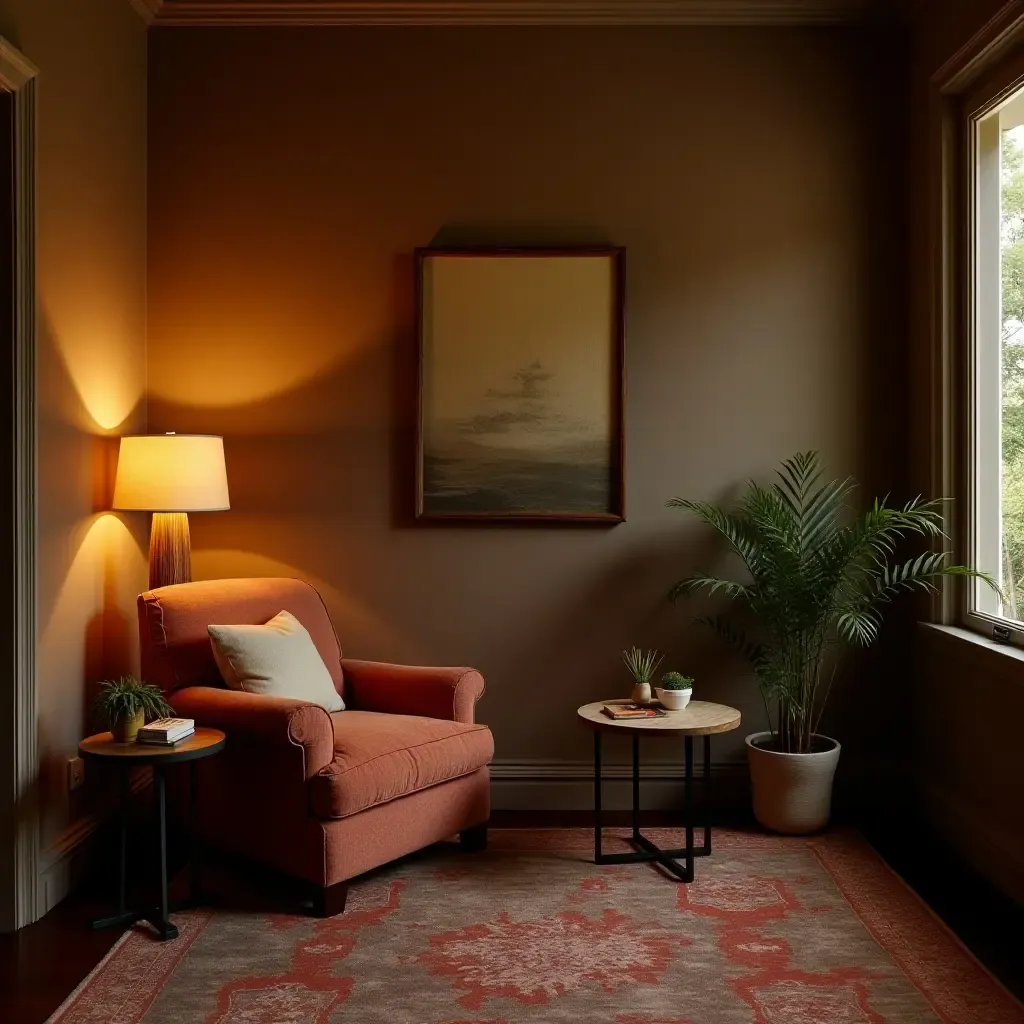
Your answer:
[656,672,694,711]
[94,675,174,743]
[622,647,663,705]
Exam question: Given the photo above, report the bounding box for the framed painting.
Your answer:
[415,247,625,522]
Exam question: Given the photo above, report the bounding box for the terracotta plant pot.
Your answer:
[111,709,146,744]
[745,731,841,835]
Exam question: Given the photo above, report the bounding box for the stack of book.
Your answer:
[602,703,667,720]
[137,717,195,746]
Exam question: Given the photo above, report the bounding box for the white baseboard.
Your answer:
[489,759,748,811]
[37,769,151,918]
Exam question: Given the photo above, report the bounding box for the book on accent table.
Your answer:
[137,717,195,745]
[602,703,668,720]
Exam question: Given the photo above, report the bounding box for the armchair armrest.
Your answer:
[341,660,485,724]
[171,686,335,780]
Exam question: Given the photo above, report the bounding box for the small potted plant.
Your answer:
[622,647,663,705]
[656,672,694,711]
[94,675,174,744]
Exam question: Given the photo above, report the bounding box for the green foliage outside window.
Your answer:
[1000,130,1024,619]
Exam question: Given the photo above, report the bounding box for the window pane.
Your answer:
[1001,121,1024,620]
[974,92,1024,622]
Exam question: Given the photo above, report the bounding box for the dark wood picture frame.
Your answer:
[415,246,625,523]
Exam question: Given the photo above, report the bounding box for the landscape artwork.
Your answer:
[416,249,624,521]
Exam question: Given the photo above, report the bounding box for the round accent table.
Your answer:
[79,727,226,940]
[577,699,741,883]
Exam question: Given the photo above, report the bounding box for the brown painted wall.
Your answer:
[909,0,1024,904]
[0,0,149,885]
[148,26,906,786]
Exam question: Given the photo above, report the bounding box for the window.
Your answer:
[971,84,1024,627]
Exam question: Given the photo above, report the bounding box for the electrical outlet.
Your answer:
[68,756,85,792]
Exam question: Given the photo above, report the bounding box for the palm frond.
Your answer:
[697,615,764,670]
[665,498,762,568]
[836,607,882,646]
[670,573,752,603]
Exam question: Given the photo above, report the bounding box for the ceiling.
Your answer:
[137,0,906,28]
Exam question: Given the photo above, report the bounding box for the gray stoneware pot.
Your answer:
[745,731,841,834]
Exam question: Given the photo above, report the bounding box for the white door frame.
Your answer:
[0,37,38,933]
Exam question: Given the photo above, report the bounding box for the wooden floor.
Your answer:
[1,811,1021,1023]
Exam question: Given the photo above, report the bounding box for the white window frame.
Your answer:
[961,51,1024,644]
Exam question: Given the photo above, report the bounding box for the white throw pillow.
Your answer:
[208,610,344,712]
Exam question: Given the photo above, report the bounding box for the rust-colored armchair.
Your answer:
[138,577,493,916]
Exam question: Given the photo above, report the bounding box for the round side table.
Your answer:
[79,727,226,941]
[577,699,741,883]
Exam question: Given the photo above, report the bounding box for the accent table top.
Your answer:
[79,727,226,765]
[578,699,741,736]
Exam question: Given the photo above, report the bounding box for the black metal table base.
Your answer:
[90,760,203,941]
[593,731,714,884]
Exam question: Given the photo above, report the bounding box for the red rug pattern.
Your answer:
[46,829,1024,1024]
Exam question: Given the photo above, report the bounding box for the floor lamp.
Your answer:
[112,433,230,591]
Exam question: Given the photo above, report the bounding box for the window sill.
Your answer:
[919,622,1024,666]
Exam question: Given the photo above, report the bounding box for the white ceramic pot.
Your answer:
[655,687,692,710]
[745,731,841,835]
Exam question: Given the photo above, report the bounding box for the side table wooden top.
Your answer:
[578,699,741,736]
[79,727,226,765]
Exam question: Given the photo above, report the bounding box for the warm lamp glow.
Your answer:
[113,434,230,512]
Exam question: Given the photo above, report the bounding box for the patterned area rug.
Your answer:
[47,829,1023,1024]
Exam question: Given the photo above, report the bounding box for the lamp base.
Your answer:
[149,512,192,591]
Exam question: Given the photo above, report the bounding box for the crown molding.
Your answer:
[129,0,164,24]
[152,0,887,28]
[0,37,39,86]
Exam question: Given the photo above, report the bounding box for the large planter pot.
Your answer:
[745,731,841,835]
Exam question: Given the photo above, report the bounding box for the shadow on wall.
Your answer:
[36,307,148,844]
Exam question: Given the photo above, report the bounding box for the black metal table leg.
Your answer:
[90,767,178,939]
[190,760,202,902]
[118,768,129,915]
[592,730,712,883]
[150,766,179,941]
[89,769,140,931]
[703,734,712,855]
[632,735,640,840]
[683,735,695,881]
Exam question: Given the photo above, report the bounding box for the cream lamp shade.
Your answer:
[113,433,230,591]
[113,434,230,512]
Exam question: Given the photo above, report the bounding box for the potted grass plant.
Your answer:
[656,671,694,711]
[94,675,174,743]
[622,647,663,705]
[668,451,997,834]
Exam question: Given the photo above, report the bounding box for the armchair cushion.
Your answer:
[208,610,344,712]
[309,710,493,819]
[341,660,484,724]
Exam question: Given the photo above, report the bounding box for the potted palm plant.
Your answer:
[668,451,996,834]
[94,675,174,743]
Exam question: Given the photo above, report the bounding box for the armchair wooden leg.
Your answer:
[459,824,488,852]
[311,882,348,918]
